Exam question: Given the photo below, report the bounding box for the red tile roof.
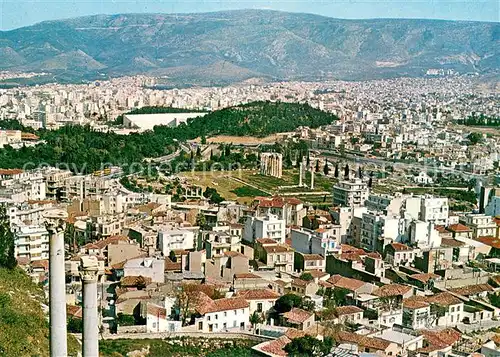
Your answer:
[335,305,364,316]
[256,238,278,245]
[259,336,290,356]
[327,275,365,292]
[477,236,500,249]
[449,284,494,297]
[67,305,83,319]
[302,254,324,261]
[389,242,412,251]
[197,295,249,315]
[426,292,462,306]
[234,273,262,279]
[418,328,461,351]
[410,273,440,284]
[373,284,412,297]
[447,223,471,233]
[0,169,24,175]
[336,331,391,351]
[283,308,314,324]
[31,259,49,271]
[147,304,167,319]
[403,296,430,310]
[235,289,280,300]
[441,238,465,248]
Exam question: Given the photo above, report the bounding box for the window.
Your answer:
[208,316,211,321]
[234,310,237,315]
[224,311,227,317]
[233,320,237,327]
[451,307,455,313]
[257,303,263,313]
[152,322,156,328]
[457,306,460,311]
[215,314,218,320]
[451,315,454,323]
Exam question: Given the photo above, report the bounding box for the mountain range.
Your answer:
[0,10,498,84]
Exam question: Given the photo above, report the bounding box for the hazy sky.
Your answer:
[1,0,498,30]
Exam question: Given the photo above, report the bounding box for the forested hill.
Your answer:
[154,101,338,139]
[0,101,337,173]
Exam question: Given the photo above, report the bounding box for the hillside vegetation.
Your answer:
[0,268,49,356]
[0,101,336,173]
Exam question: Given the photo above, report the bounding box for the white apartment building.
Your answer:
[419,196,449,226]
[64,175,112,200]
[157,227,196,256]
[0,169,46,201]
[333,179,369,207]
[463,214,497,239]
[290,226,341,256]
[14,225,49,262]
[123,257,165,283]
[195,297,250,333]
[408,220,442,249]
[361,212,402,252]
[243,214,286,244]
[331,206,367,244]
[365,193,405,216]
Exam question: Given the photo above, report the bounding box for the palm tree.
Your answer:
[249,311,263,333]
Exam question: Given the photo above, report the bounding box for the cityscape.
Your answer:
[0,3,499,357]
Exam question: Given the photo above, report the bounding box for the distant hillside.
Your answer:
[1,10,498,84]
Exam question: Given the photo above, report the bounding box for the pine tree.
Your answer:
[196,146,202,158]
[358,166,363,178]
[306,153,310,167]
[296,153,303,169]
[368,176,373,188]
[0,205,16,269]
[210,149,214,161]
[323,160,330,175]
[344,164,350,179]
[334,163,339,178]
[315,160,320,172]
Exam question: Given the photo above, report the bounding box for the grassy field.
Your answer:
[179,171,256,203]
[238,169,334,193]
[181,169,334,203]
[100,338,257,357]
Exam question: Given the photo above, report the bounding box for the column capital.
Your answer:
[80,269,99,283]
[79,256,100,282]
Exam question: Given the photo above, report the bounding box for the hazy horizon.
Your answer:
[1,0,498,30]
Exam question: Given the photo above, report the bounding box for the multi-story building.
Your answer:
[290,226,341,256]
[254,238,294,273]
[419,196,449,226]
[332,179,369,208]
[157,227,197,256]
[243,214,286,244]
[194,295,250,333]
[360,212,401,252]
[14,225,49,262]
[365,193,405,216]
[408,220,442,249]
[463,213,497,239]
[43,168,72,199]
[86,213,125,240]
